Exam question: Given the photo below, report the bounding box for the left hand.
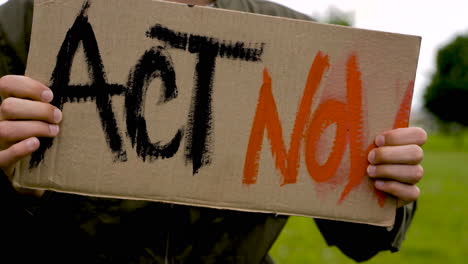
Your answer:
[367,127,427,208]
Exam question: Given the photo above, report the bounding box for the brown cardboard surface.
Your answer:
[16,0,421,226]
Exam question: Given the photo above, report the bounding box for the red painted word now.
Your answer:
[243,51,413,206]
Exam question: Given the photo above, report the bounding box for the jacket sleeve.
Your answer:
[314,202,417,262]
[0,169,49,260]
[0,0,33,77]
[0,1,43,259]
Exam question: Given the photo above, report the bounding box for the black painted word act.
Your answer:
[30,1,265,175]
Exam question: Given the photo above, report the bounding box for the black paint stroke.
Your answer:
[146,24,188,50]
[126,46,183,161]
[30,1,127,168]
[30,7,266,174]
[147,24,265,174]
[185,37,217,174]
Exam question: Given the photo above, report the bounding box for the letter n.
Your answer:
[243,52,329,185]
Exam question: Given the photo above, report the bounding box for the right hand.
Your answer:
[0,75,62,180]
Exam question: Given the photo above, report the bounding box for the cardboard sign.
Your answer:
[16,0,421,226]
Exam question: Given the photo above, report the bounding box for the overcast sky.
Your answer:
[269,0,468,110]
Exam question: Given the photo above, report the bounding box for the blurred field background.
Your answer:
[270,132,468,263]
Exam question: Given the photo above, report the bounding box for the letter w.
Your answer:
[243,52,329,185]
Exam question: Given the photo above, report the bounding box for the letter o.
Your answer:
[305,99,347,183]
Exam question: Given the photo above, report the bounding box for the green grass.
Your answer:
[269,133,468,263]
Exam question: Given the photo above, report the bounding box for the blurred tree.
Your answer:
[424,34,468,145]
[322,6,354,27]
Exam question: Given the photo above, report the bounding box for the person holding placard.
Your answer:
[0,0,426,263]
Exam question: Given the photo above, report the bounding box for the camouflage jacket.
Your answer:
[0,0,416,263]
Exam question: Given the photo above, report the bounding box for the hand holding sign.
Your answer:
[368,127,426,208]
[0,75,61,178]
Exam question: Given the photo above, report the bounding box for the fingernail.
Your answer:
[54,109,62,123]
[49,125,59,136]
[368,150,375,163]
[376,135,385,147]
[41,90,53,102]
[375,180,384,188]
[27,138,39,151]
[367,165,376,177]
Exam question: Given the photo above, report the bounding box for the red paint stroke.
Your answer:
[339,54,373,202]
[394,81,414,128]
[373,81,415,206]
[305,99,347,182]
[243,51,415,207]
[243,52,329,185]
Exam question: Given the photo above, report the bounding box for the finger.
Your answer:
[0,97,62,123]
[367,164,423,184]
[0,75,53,102]
[13,186,45,198]
[375,127,427,147]
[374,180,420,208]
[0,121,59,146]
[368,145,423,165]
[0,137,40,169]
